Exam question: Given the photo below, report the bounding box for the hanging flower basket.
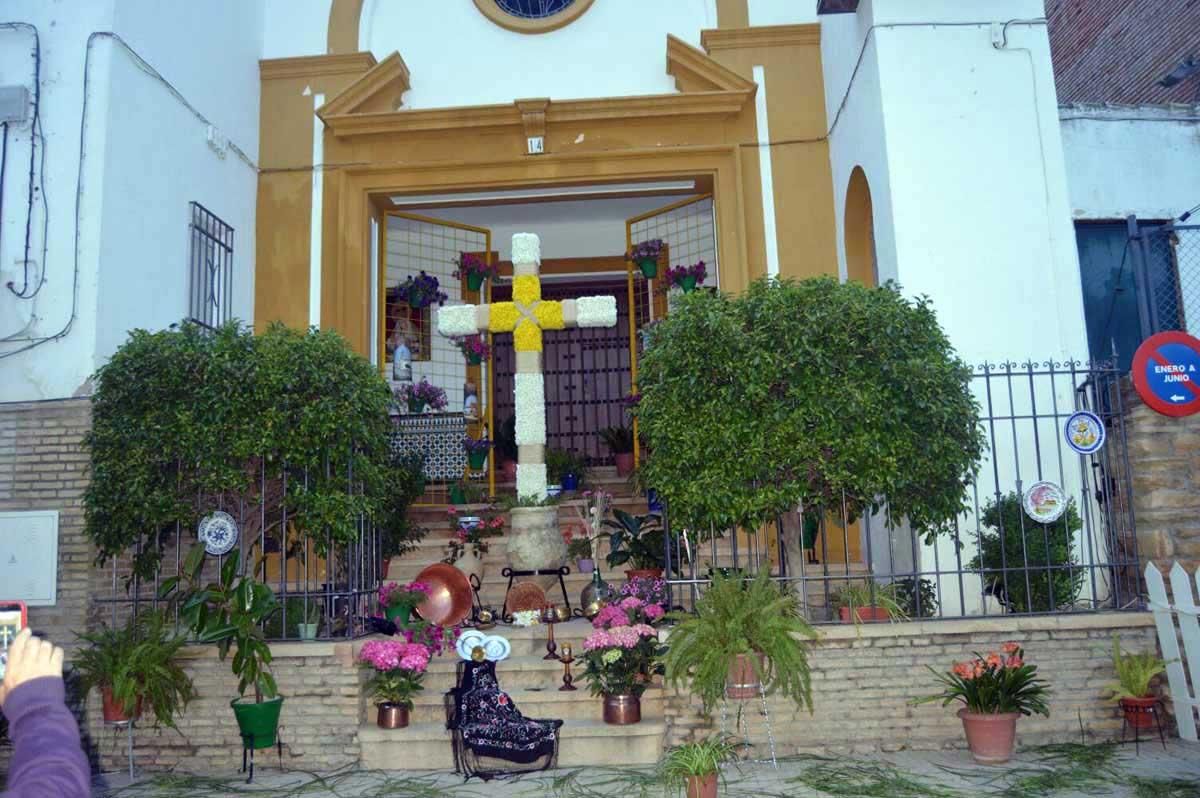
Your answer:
[397,379,447,415]
[453,334,490,365]
[454,253,499,293]
[664,261,707,294]
[398,271,448,309]
[463,435,492,470]
[408,398,426,414]
[629,239,664,280]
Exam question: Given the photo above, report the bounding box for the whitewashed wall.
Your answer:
[0,0,262,403]
[748,0,817,26]
[1060,105,1200,222]
[358,0,718,109]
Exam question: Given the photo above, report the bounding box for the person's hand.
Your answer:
[0,629,64,706]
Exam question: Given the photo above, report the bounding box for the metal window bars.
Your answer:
[1128,216,1200,338]
[187,202,234,329]
[662,359,1144,622]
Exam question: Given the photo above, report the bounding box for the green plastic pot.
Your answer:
[466,272,484,292]
[231,696,284,750]
[678,275,698,293]
[466,352,483,365]
[449,485,467,504]
[407,398,426,413]
[637,258,658,279]
[467,450,488,469]
[385,602,414,627]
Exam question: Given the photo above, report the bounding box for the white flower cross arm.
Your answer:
[574,295,617,328]
[511,233,541,266]
[513,374,546,445]
[437,304,480,337]
[516,463,548,502]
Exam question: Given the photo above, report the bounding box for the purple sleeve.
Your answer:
[1,677,91,798]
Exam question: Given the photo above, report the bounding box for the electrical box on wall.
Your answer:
[0,511,58,606]
[0,86,30,125]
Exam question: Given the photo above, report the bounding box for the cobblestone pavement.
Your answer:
[96,741,1200,798]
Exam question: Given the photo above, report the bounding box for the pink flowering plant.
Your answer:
[663,261,707,290]
[620,577,670,616]
[378,580,429,610]
[444,506,505,562]
[358,639,431,708]
[581,595,666,698]
[452,334,491,362]
[397,379,448,411]
[401,621,461,658]
[914,642,1050,716]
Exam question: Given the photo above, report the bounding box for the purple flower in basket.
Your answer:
[399,271,448,309]
[663,260,707,288]
[398,379,448,410]
[629,239,664,261]
[453,253,500,282]
[462,436,492,455]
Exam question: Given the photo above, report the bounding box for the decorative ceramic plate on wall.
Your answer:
[1022,481,1067,525]
[198,511,239,556]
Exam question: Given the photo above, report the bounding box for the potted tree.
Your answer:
[913,642,1050,764]
[663,570,817,710]
[581,595,665,724]
[161,545,285,753]
[599,425,635,477]
[358,639,431,729]
[660,736,740,798]
[1106,635,1168,730]
[629,239,664,279]
[604,508,666,580]
[830,582,908,624]
[76,610,196,726]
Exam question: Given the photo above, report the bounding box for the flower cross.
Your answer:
[437,234,618,499]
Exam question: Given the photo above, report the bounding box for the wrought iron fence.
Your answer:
[1129,219,1200,337]
[96,457,382,641]
[663,359,1143,623]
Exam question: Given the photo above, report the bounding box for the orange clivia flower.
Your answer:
[986,653,1004,670]
[1007,655,1024,669]
[1002,641,1020,655]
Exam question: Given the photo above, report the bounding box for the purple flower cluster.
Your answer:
[398,378,448,410]
[629,239,664,261]
[462,435,493,455]
[664,261,707,287]
[620,576,669,609]
[453,253,500,282]
[399,271,448,309]
[359,639,432,673]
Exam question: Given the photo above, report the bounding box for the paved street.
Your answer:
[96,741,1200,797]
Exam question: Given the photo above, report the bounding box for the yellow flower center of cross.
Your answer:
[488,275,564,353]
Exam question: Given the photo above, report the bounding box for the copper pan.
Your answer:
[413,563,473,627]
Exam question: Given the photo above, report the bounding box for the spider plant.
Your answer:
[660,735,741,794]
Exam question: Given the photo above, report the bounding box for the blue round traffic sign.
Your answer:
[1132,331,1200,417]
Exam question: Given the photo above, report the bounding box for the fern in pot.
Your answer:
[76,610,196,725]
[1106,635,1169,730]
[663,570,817,711]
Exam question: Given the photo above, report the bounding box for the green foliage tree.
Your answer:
[968,491,1084,613]
[84,321,422,579]
[635,278,984,536]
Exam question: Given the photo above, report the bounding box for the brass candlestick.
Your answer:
[559,643,577,691]
[542,605,560,660]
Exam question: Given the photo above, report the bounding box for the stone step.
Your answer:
[358,716,666,770]
[404,685,665,724]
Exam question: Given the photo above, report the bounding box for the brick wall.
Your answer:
[664,613,1160,754]
[0,399,93,652]
[1046,0,1200,105]
[1123,385,1200,572]
[89,642,364,773]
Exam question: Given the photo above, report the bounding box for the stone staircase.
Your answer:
[355,619,668,770]
[364,469,666,769]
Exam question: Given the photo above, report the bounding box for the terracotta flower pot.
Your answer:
[100,686,142,723]
[957,709,1019,764]
[377,702,409,729]
[686,773,718,798]
[626,568,663,581]
[1119,696,1158,729]
[838,606,891,623]
[602,693,641,725]
[726,652,766,700]
[614,452,634,477]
